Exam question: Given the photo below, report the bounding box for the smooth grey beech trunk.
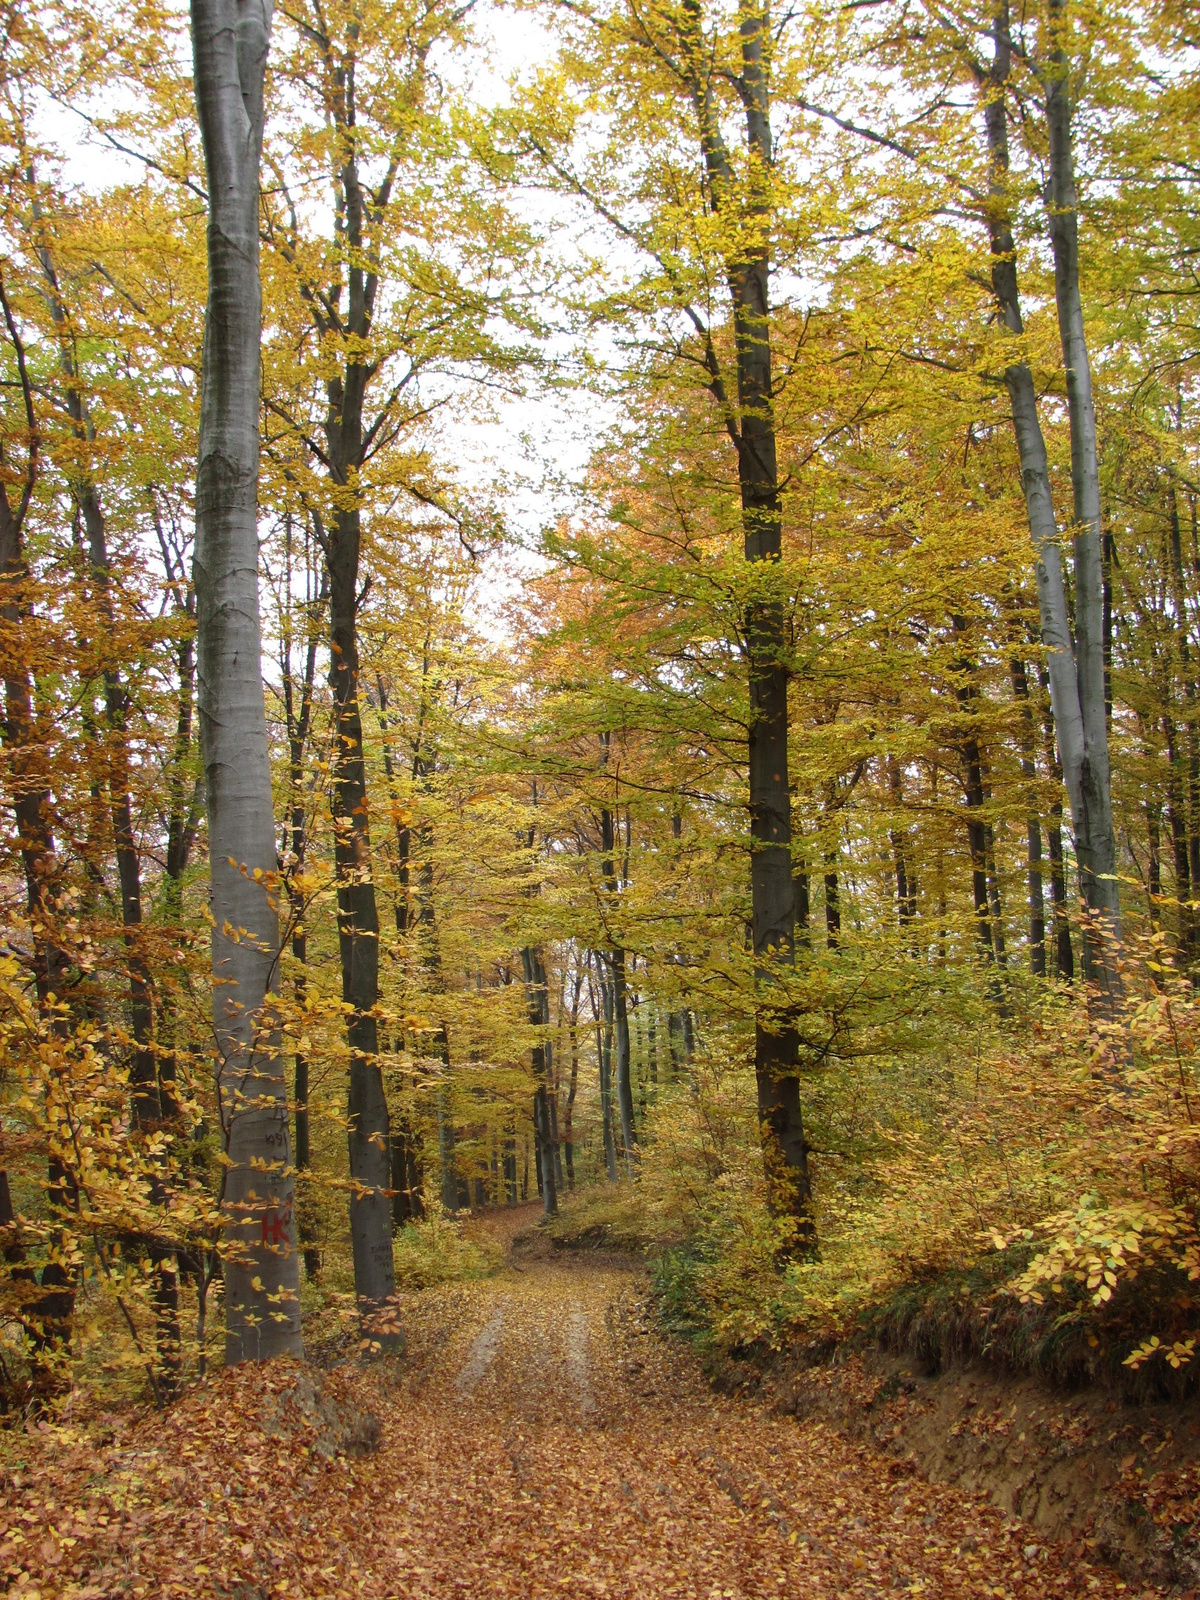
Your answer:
[979,0,1119,1005]
[190,0,302,1362]
[1042,0,1121,994]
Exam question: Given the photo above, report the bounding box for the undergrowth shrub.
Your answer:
[625,942,1200,1386]
[544,1184,663,1252]
[391,1207,501,1291]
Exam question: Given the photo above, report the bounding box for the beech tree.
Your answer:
[516,0,814,1233]
[191,0,302,1362]
[697,0,813,1230]
[257,0,530,1326]
[1037,0,1122,991]
[976,0,1114,989]
[781,0,1125,1000]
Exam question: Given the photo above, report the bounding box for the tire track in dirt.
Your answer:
[454,1308,505,1395]
[362,1258,1129,1599]
[566,1306,595,1419]
[0,1250,1136,1599]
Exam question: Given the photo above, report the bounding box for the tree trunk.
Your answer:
[160,591,203,1121]
[952,629,997,966]
[592,958,619,1181]
[411,818,457,1213]
[533,1087,555,1214]
[634,995,648,1130]
[326,527,395,1330]
[611,953,636,1171]
[375,676,413,937]
[1011,657,1047,974]
[1165,714,1196,962]
[282,563,325,1281]
[1166,492,1200,968]
[0,271,84,1402]
[887,755,916,932]
[522,946,558,1218]
[1042,0,1121,992]
[565,1016,579,1191]
[605,945,636,1175]
[823,849,841,950]
[321,339,394,1318]
[732,0,809,1222]
[1037,665,1076,978]
[667,1010,684,1076]
[436,1073,458,1212]
[984,821,1008,968]
[375,681,426,1224]
[740,8,809,1231]
[597,764,638,1173]
[157,575,203,1299]
[292,15,409,1332]
[504,1126,517,1204]
[62,405,185,1388]
[549,1068,566,1195]
[391,1110,424,1227]
[1047,807,1075,979]
[0,1169,38,1409]
[190,0,302,1362]
[682,0,811,1228]
[794,853,811,948]
[962,731,995,963]
[0,486,77,1397]
[980,0,1118,1006]
[1103,530,1115,732]
[0,539,71,1009]
[31,229,161,1125]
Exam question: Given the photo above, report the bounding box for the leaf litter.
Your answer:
[0,1259,1143,1598]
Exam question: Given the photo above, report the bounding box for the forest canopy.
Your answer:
[1,0,1199,1406]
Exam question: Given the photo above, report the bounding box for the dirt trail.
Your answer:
[350,1250,1127,1599]
[1,1237,1137,1599]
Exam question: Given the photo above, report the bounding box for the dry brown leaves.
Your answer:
[0,1260,1151,1599]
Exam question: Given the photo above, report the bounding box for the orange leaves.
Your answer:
[0,1261,1125,1599]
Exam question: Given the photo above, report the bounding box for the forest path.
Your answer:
[2,1241,1135,1599]
[354,1248,1125,1599]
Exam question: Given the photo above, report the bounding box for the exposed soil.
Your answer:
[715,1339,1200,1594]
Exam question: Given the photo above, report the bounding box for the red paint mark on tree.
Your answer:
[261,1204,293,1247]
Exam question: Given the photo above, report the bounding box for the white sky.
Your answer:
[43,0,620,635]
